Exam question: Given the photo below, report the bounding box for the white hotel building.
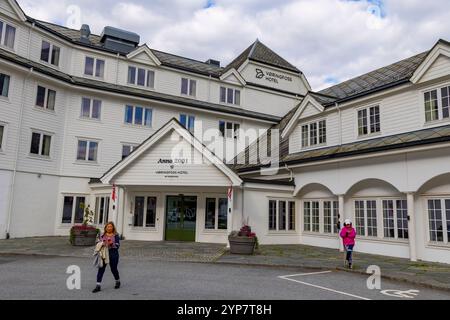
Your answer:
[1,0,450,264]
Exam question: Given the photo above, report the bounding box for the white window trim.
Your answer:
[381,198,409,241]
[124,105,153,128]
[268,198,297,233]
[0,121,6,153]
[131,194,159,230]
[219,120,241,140]
[121,143,139,159]
[181,78,197,97]
[35,85,56,112]
[424,197,450,247]
[29,129,53,158]
[179,113,195,132]
[80,97,102,121]
[356,104,381,138]
[203,195,229,232]
[0,19,17,51]
[94,195,110,226]
[0,71,11,100]
[421,82,450,125]
[300,118,327,150]
[220,86,241,106]
[128,65,155,89]
[84,56,105,78]
[75,138,100,163]
[40,39,61,67]
[60,194,89,226]
[302,199,338,236]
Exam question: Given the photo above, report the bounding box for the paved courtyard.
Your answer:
[0,237,449,292]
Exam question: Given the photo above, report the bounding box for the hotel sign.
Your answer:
[155,158,189,178]
[255,68,293,84]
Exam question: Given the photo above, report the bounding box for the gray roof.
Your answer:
[223,39,301,74]
[317,51,429,105]
[234,124,450,172]
[0,47,280,123]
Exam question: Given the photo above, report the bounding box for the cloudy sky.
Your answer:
[16,0,450,90]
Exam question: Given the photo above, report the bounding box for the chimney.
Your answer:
[80,24,91,44]
[205,59,220,67]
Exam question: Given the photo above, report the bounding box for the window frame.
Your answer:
[131,194,158,229]
[423,83,450,124]
[0,72,11,98]
[94,195,110,226]
[0,122,6,152]
[0,19,17,51]
[180,114,195,133]
[204,195,228,231]
[29,130,52,158]
[381,199,409,240]
[303,199,340,235]
[61,195,88,225]
[121,143,138,160]
[425,197,450,246]
[300,119,327,149]
[80,97,102,120]
[124,105,153,128]
[219,86,241,106]
[127,65,155,88]
[357,105,381,137]
[219,120,241,140]
[76,138,99,163]
[84,56,105,78]
[181,78,197,97]
[40,40,61,67]
[268,198,296,232]
[35,85,56,111]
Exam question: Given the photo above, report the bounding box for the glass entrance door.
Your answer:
[165,195,197,241]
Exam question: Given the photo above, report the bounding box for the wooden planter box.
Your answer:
[228,236,256,255]
[71,228,98,246]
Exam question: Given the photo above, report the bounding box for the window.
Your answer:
[442,87,450,119]
[0,124,4,150]
[30,132,51,157]
[81,98,101,120]
[180,114,195,134]
[84,56,105,78]
[181,78,196,96]
[0,73,10,97]
[304,201,320,232]
[358,106,380,136]
[122,144,137,160]
[0,21,16,49]
[128,66,155,88]
[35,86,56,111]
[205,197,228,230]
[354,200,377,237]
[61,196,86,224]
[424,86,450,122]
[301,120,326,148]
[220,86,240,105]
[77,140,98,162]
[133,196,157,228]
[219,121,240,139]
[94,196,110,225]
[427,199,450,244]
[382,200,408,240]
[124,105,152,127]
[268,199,295,232]
[40,40,60,66]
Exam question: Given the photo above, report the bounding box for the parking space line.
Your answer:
[278,271,371,301]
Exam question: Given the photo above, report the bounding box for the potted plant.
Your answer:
[69,204,100,246]
[228,225,258,255]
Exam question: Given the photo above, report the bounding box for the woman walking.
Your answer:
[92,222,121,293]
[340,219,356,269]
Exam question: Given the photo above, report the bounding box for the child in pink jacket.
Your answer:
[340,219,357,269]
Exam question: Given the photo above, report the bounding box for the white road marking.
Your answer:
[278,271,371,301]
[380,289,420,299]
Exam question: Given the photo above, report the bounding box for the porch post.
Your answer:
[338,194,345,252]
[227,186,234,248]
[407,192,417,262]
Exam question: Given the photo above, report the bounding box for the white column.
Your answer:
[338,194,345,252]
[227,187,234,248]
[407,192,417,262]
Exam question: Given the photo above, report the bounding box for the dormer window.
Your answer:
[357,106,380,136]
[40,40,60,66]
[220,87,240,106]
[301,120,326,149]
[128,66,155,88]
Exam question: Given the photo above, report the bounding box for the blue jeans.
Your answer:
[345,245,354,264]
[96,249,120,283]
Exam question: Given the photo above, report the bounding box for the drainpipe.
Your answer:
[6,67,34,239]
[336,102,342,145]
[285,164,294,182]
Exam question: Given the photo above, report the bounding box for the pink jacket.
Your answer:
[340,227,356,246]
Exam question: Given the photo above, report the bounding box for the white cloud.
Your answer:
[16,0,450,91]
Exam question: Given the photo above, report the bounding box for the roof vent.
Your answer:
[80,24,91,44]
[205,59,220,67]
[100,26,140,54]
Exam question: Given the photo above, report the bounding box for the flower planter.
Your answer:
[70,227,98,246]
[228,235,257,255]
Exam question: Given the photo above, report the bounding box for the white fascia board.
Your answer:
[126,45,162,66]
[411,42,450,84]
[219,68,246,86]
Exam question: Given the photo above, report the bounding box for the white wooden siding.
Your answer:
[420,55,450,83]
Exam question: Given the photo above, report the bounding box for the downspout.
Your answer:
[285,163,294,182]
[336,102,342,145]
[115,53,120,85]
[6,67,34,239]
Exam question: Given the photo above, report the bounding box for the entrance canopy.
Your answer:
[101,118,243,187]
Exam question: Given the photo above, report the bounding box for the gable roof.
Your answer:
[222,39,301,74]
[101,118,243,186]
